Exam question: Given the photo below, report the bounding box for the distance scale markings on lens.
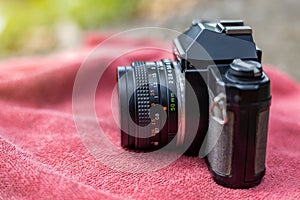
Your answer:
[147,64,161,145]
[155,61,168,145]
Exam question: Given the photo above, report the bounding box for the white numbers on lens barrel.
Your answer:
[166,65,174,84]
[155,113,159,120]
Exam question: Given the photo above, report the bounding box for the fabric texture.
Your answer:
[0,34,299,200]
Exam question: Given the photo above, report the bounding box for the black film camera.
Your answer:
[117,20,271,188]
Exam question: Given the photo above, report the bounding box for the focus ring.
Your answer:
[133,62,151,126]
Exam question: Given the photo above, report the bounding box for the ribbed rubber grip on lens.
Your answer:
[133,62,151,126]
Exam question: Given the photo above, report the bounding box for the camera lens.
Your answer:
[117,60,183,149]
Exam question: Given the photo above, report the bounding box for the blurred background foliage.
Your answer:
[0,0,299,81]
[0,0,139,57]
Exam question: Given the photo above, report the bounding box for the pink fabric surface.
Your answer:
[0,34,299,200]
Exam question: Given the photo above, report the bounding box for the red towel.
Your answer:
[0,33,299,199]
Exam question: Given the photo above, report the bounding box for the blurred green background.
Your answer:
[0,0,138,57]
[0,0,299,81]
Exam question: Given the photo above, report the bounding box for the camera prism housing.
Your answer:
[117,20,271,189]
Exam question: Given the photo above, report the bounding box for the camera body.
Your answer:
[117,20,271,188]
[173,20,271,188]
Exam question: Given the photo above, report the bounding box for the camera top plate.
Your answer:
[173,20,260,70]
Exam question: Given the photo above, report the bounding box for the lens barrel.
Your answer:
[117,60,179,149]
